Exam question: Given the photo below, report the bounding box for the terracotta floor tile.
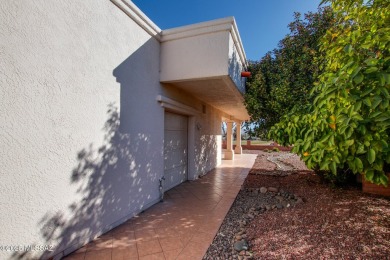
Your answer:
[179,233,194,247]
[111,245,138,259]
[166,189,179,194]
[190,231,215,244]
[137,239,162,257]
[176,253,201,260]
[163,248,182,260]
[179,241,207,258]
[112,230,135,241]
[167,193,183,199]
[63,251,85,260]
[139,252,165,260]
[154,227,176,239]
[159,236,184,251]
[145,218,167,229]
[64,154,257,260]
[152,219,175,230]
[135,228,158,242]
[109,224,133,236]
[86,237,113,251]
[198,223,220,234]
[112,237,136,248]
[85,248,112,260]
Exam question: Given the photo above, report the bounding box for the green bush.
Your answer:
[269,0,390,186]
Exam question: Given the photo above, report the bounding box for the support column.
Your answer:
[235,121,242,154]
[224,121,234,160]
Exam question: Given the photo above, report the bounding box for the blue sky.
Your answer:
[132,0,323,61]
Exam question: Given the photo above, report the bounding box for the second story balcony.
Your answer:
[160,17,249,121]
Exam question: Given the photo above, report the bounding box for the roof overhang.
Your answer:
[160,17,250,121]
[163,76,249,121]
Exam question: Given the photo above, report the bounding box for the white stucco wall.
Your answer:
[0,1,243,259]
[0,0,163,258]
[160,31,230,82]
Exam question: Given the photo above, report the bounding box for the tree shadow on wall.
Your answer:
[228,50,246,94]
[10,37,162,260]
[196,135,218,176]
[12,103,154,259]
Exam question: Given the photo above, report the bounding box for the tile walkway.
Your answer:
[64,154,256,260]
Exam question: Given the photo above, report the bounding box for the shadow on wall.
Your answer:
[196,135,218,176]
[228,50,245,94]
[12,39,162,259]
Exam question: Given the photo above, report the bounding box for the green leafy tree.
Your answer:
[244,7,335,138]
[269,0,390,185]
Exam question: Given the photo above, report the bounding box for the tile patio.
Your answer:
[64,154,256,260]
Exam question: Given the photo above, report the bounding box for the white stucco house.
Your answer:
[0,0,250,259]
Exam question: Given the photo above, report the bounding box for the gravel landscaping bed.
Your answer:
[203,151,390,259]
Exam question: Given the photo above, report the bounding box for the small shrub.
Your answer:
[315,167,357,187]
[272,147,280,152]
[264,148,269,152]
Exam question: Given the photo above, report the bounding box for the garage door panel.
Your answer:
[164,131,187,149]
[164,112,188,191]
[164,113,187,130]
[164,165,187,190]
[164,149,187,170]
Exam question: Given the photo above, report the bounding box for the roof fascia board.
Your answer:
[230,18,248,69]
[161,17,234,38]
[161,23,232,42]
[111,0,161,40]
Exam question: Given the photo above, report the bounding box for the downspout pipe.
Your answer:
[159,176,166,202]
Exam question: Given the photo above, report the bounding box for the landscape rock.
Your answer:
[234,240,248,252]
[275,195,284,202]
[268,187,278,192]
[204,152,311,260]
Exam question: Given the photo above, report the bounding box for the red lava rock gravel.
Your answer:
[204,151,390,259]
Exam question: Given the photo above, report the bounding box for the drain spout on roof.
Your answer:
[241,71,251,77]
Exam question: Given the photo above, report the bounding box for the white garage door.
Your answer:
[164,112,188,191]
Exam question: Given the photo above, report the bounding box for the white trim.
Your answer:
[230,17,248,69]
[162,23,232,42]
[161,17,234,40]
[157,95,200,115]
[111,0,161,39]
